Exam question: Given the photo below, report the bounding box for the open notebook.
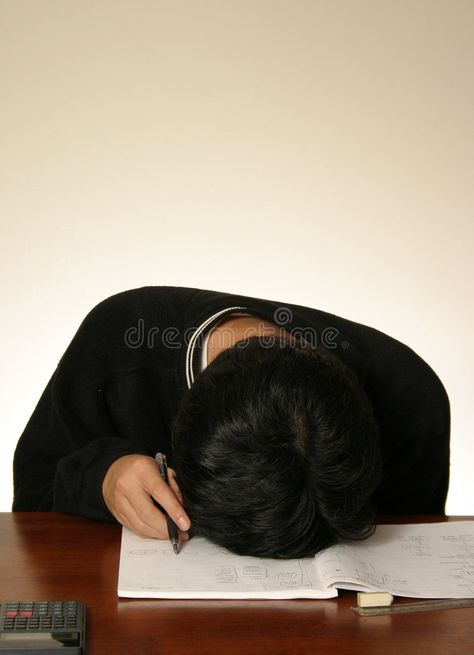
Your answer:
[118,520,474,600]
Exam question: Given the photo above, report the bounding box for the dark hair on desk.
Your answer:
[172,335,383,559]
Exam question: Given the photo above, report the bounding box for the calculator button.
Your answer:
[1,600,82,636]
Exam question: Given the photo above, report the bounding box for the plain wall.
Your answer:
[1,0,473,513]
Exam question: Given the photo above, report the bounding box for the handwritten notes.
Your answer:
[118,529,333,599]
[118,521,474,599]
[315,522,474,598]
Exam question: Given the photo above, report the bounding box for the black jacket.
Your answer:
[12,285,450,520]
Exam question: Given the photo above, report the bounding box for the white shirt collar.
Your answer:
[186,308,252,388]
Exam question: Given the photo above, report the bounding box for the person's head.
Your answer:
[172,335,383,558]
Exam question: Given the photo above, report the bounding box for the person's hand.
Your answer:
[102,454,191,540]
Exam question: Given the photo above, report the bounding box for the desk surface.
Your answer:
[1,513,473,655]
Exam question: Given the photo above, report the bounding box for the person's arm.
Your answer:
[12,289,192,538]
[365,336,451,515]
[12,368,147,521]
[13,373,191,540]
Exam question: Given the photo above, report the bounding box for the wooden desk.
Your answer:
[1,513,473,655]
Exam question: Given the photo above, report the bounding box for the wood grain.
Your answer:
[1,513,473,655]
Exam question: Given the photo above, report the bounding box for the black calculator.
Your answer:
[0,601,85,654]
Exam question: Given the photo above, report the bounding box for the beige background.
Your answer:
[1,0,472,513]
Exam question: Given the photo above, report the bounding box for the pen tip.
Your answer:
[173,541,180,555]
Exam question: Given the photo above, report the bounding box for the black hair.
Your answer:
[172,336,383,558]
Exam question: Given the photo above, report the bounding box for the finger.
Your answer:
[120,490,190,542]
[104,484,137,529]
[134,493,191,543]
[108,494,147,536]
[179,529,190,542]
[122,493,170,539]
[167,468,184,504]
[141,466,191,532]
[149,481,191,532]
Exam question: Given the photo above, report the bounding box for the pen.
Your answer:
[154,452,180,555]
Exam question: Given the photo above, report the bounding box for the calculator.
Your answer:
[0,601,85,654]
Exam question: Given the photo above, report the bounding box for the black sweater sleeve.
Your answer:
[12,292,158,521]
[12,369,148,521]
[363,331,451,515]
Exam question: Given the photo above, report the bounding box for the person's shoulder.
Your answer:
[88,285,196,309]
[80,285,202,322]
[57,286,199,358]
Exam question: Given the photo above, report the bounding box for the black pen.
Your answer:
[154,452,180,555]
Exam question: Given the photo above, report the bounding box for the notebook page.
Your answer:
[118,528,337,599]
[314,521,474,598]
